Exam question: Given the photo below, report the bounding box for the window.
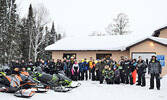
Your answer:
[63,53,76,59]
[96,53,112,60]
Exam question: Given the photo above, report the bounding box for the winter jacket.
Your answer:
[100,61,106,72]
[95,62,101,71]
[137,60,147,74]
[114,69,120,78]
[20,62,27,69]
[63,62,67,71]
[9,61,16,71]
[27,61,34,70]
[34,61,41,67]
[89,61,93,69]
[131,62,137,72]
[102,69,114,79]
[82,61,89,71]
[91,62,96,72]
[14,63,21,70]
[49,62,55,69]
[148,60,162,74]
[78,63,84,72]
[72,63,79,75]
[123,60,132,74]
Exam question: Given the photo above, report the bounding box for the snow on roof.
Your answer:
[45,34,167,51]
[152,25,167,36]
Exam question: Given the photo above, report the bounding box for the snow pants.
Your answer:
[92,70,95,81]
[96,70,100,81]
[120,70,125,83]
[125,72,133,84]
[84,70,88,80]
[137,73,145,86]
[132,70,137,84]
[150,73,160,89]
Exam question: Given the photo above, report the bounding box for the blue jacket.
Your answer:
[63,63,67,71]
[82,61,89,71]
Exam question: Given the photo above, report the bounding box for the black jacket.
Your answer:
[123,60,132,73]
[137,60,147,74]
[20,62,27,69]
[148,60,162,74]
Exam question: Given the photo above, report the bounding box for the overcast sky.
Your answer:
[16,0,167,37]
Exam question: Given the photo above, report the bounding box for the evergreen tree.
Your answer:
[0,0,21,64]
[27,4,35,60]
[50,22,57,43]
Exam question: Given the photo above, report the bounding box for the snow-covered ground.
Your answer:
[1,76,167,100]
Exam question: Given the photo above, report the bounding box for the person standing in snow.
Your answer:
[69,57,75,79]
[72,60,80,81]
[136,56,147,87]
[95,59,101,81]
[82,58,89,80]
[88,57,93,79]
[99,58,106,84]
[78,60,84,80]
[131,59,137,84]
[118,59,125,83]
[91,59,96,81]
[124,57,133,85]
[148,55,162,90]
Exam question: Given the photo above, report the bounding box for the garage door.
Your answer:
[132,52,156,62]
[132,52,156,77]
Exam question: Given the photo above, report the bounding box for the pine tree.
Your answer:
[0,0,21,64]
[50,22,57,43]
[19,18,29,62]
[27,4,35,60]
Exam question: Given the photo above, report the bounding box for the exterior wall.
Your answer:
[159,28,167,39]
[130,40,167,76]
[52,51,129,62]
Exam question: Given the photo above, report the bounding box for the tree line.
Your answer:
[0,0,64,66]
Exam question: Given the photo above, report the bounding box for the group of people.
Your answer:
[7,55,162,90]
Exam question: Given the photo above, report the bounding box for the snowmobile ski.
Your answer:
[54,86,73,92]
[34,86,50,93]
[65,83,81,89]
[14,89,35,98]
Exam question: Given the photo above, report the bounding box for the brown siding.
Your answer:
[52,51,129,62]
[159,28,167,38]
[130,40,167,76]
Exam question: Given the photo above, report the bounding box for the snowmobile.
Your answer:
[0,68,49,98]
[31,67,81,92]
